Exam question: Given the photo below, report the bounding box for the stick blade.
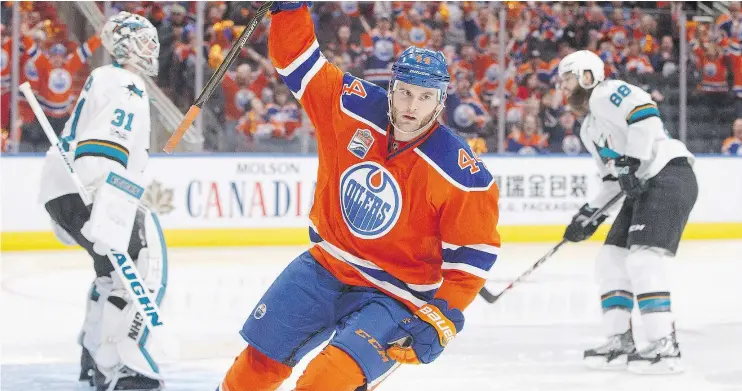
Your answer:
[478,287,500,303]
[163,105,201,154]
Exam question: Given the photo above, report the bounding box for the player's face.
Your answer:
[558,72,579,97]
[391,81,440,133]
[734,119,742,139]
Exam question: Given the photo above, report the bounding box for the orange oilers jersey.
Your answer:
[694,47,730,93]
[625,55,655,74]
[722,136,742,155]
[1,35,38,124]
[269,6,501,312]
[35,35,101,118]
[221,71,268,121]
[1,35,37,94]
[727,40,742,98]
[604,25,631,50]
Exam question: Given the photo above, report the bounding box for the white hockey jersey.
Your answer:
[580,80,694,208]
[39,65,151,205]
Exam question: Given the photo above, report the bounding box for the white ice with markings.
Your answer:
[2,241,741,390]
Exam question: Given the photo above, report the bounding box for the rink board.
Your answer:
[2,154,741,251]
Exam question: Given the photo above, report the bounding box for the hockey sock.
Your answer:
[221,345,291,391]
[626,246,674,340]
[595,245,633,335]
[294,345,365,391]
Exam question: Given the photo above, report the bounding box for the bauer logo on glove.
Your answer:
[386,298,464,365]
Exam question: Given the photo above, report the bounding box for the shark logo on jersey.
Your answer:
[340,162,401,239]
[347,128,375,159]
[126,83,144,98]
[594,132,621,163]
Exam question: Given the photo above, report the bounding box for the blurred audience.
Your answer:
[3,1,741,154]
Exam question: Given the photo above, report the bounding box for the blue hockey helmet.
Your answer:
[390,46,450,102]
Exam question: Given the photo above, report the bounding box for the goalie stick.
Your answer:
[163,1,274,153]
[19,82,164,328]
[479,191,625,304]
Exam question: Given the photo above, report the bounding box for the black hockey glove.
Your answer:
[615,156,646,199]
[563,203,608,242]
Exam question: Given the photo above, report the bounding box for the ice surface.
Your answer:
[2,241,741,390]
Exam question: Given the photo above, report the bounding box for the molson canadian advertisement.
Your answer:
[1,155,740,250]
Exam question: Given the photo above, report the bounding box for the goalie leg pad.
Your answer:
[81,211,168,386]
[595,245,634,336]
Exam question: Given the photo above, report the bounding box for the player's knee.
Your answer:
[222,345,292,391]
[625,245,669,290]
[595,244,629,283]
[295,345,366,391]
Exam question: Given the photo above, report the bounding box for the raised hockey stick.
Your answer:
[478,191,625,304]
[162,1,274,153]
[19,82,164,328]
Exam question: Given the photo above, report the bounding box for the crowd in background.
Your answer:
[2,1,741,155]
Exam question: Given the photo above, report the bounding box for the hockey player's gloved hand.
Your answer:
[386,298,464,365]
[269,1,311,13]
[563,203,608,242]
[615,156,646,199]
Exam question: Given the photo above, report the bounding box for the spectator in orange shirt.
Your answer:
[694,40,730,94]
[624,40,655,74]
[505,114,548,154]
[426,28,445,52]
[21,33,101,152]
[721,118,742,155]
[604,9,632,51]
[221,62,269,151]
[397,8,432,47]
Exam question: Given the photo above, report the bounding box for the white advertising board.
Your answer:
[2,155,740,235]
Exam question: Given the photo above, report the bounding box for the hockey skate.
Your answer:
[79,346,95,384]
[583,329,636,370]
[627,330,683,374]
[93,365,163,391]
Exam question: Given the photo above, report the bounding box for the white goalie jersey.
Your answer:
[580,80,695,208]
[39,64,151,205]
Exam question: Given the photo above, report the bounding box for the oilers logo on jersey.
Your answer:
[453,104,477,128]
[703,62,718,78]
[235,89,256,111]
[24,60,38,81]
[48,68,72,94]
[347,128,375,159]
[340,162,401,239]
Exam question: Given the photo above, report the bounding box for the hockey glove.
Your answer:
[563,203,608,242]
[615,156,646,199]
[269,1,311,13]
[386,298,464,365]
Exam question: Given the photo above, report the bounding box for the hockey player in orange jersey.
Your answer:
[218,2,500,391]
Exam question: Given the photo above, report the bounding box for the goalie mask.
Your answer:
[102,11,160,77]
